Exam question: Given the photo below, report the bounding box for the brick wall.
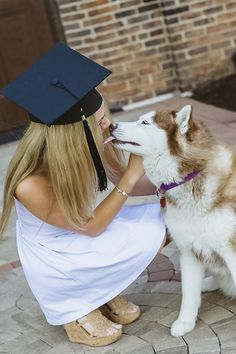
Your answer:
[56,0,236,109]
[162,0,236,91]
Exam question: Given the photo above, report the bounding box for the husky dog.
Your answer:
[109,105,236,336]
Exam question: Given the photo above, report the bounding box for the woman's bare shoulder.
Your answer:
[15,175,73,230]
[15,174,51,202]
[15,174,52,220]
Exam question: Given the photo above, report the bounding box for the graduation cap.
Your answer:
[1,42,112,191]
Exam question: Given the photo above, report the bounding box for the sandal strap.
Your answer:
[107,295,132,314]
[76,309,115,335]
[64,309,122,345]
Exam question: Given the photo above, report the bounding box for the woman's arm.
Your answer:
[15,155,146,237]
[85,169,141,236]
[107,163,156,196]
[111,173,156,196]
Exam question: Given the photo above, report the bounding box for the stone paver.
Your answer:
[1,98,236,353]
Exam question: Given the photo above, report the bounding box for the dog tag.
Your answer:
[160,197,166,208]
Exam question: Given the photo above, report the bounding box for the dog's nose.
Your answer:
[109,123,118,133]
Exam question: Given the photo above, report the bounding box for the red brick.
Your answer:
[150,28,164,37]
[67,39,83,47]
[180,11,202,20]
[207,23,228,34]
[204,5,223,15]
[63,23,80,31]
[194,17,215,26]
[132,92,154,102]
[11,260,21,268]
[149,254,166,266]
[172,273,181,281]
[61,13,85,22]
[120,0,141,8]
[115,9,136,18]
[139,67,155,75]
[226,2,236,10]
[148,260,174,272]
[165,17,179,25]
[73,46,96,54]
[211,40,231,49]
[162,61,174,69]
[118,26,140,36]
[170,34,183,43]
[138,3,160,13]
[128,14,150,24]
[88,4,118,17]
[189,46,208,56]
[102,54,133,66]
[139,33,149,40]
[60,5,77,14]
[67,29,91,38]
[80,0,109,10]
[145,37,166,47]
[148,269,174,282]
[218,10,236,21]
[0,263,13,272]
[98,38,129,50]
[84,33,116,43]
[84,15,113,26]
[185,28,206,38]
[94,22,123,33]
[191,0,214,10]
[161,0,175,7]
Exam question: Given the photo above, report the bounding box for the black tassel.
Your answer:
[82,118,107,191]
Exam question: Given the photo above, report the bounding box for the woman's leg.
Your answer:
[101,233,168,324]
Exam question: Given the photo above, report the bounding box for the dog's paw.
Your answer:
[171,319,195,337]
[202,276,219,292]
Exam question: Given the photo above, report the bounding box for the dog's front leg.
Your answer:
[221,248,236,295]
[171,250,204,337]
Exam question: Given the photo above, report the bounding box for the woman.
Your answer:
[0,43,166,347]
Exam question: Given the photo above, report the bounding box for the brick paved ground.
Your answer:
[1,98,236,353]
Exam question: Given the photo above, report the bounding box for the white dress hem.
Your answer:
[46,229,165,326]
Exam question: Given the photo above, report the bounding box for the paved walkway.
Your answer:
[1,98,236,353]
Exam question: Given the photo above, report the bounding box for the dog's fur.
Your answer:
[111,105,236,336]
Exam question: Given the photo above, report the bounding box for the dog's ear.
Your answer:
[175,105,192,135]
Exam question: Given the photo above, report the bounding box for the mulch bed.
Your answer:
[193,73,236,112]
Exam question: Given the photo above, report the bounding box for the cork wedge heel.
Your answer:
[64,309,122,347]
[100,295,141,325]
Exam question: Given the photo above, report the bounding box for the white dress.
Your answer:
[15,198,165,325]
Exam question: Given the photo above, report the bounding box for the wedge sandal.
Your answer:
[100,295,141,325]
[64,309,122,346]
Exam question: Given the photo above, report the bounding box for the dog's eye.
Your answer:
[141,120,150,125]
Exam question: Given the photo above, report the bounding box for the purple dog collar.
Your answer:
[156,171,200,197]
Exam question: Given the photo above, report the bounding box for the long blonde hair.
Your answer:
[0,113,123,237]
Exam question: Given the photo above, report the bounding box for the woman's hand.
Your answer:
[124,153,145,185]
[85,153,145,236]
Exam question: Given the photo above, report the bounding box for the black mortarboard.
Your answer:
[1,42,112,191]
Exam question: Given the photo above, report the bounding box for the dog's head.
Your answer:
[109,105,214,176]
[110,105,196,156]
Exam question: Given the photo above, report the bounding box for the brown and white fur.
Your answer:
[110,105,236,336]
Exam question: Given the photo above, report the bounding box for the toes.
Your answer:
[126,304,139,314]
[106,326,120,335]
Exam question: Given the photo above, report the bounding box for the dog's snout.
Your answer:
[109,123,118,133]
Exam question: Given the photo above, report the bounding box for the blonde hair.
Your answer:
[0,112,124,237]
